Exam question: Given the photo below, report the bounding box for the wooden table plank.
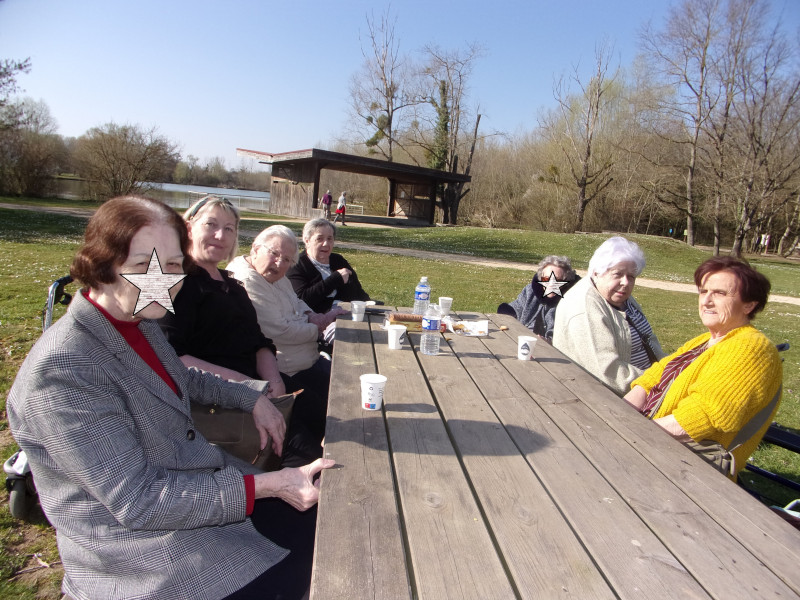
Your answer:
[406,325,616,599]
[445,316,711,599]
[485,313,800,598]
[311,318,410,600]
[371,319,517,600]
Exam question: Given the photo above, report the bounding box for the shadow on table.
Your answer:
[325,415,553,457]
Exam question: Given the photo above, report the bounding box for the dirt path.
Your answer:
[4,203,798,306]
[328,240,800,306]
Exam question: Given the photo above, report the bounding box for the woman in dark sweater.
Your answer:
[287,218,373,314]
[498,255,579,342]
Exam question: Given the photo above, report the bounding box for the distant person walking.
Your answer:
[333,191,347,226]
[321,189,332,220]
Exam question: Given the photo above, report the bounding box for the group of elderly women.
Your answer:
[6,193,785,599]
[506,235,782,480]
[7,196,374,600]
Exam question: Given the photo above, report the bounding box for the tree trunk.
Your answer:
[712,193,721,256]
[777,192,799,255]
[450,113,481,225]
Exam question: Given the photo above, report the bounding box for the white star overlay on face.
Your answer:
[538,271,569,297]
[120,249,186,316]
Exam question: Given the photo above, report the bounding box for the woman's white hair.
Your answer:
[588,236,646,277]
[252,225,299,266]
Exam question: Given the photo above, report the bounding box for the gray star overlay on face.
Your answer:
[120,249,186,316]
[538,271,569,297]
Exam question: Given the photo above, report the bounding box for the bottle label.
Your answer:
[422,317,440,332]
[415,290,429,301]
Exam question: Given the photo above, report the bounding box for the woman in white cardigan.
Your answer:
[553,236,664,395]
[228,226,345,444]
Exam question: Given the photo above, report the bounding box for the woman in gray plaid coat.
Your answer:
[7,196,333,600]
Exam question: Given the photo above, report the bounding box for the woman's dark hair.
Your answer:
[694,256,771,318]
[71,196,192,288]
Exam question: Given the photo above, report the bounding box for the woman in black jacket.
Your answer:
[287,218,373,313]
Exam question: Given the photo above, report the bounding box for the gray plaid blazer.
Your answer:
[7,292,287,600]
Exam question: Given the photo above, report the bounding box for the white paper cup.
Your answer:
[517,335,538,360]
[387,324,406,350]
[360,374,387,410]
[438,296,453,316]
[351,301,366,321]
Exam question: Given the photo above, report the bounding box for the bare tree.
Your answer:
[416,43,484,224]
[73,123,179,200]
[540,43,617,232]
[641,0,723,246]
[0,57,30,115]
[728,27,800,257]
[702,0,763,255]
[0,97,67,197]
[349,8,420,162]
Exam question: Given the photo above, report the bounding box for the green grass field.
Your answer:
[0,201,798,597]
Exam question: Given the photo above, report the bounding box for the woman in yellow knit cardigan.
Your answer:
[624,256,782,479]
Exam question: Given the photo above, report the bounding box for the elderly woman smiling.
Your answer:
[287,218,373,314]
[553,236,664,395]
[625,257,782,479]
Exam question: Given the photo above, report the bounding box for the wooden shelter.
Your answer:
[237,147,471,225]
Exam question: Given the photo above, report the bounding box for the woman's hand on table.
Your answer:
[254,458,336,510]
[308,308,346,332]
[624,385,647,411]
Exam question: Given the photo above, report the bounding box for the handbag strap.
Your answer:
[626,310,659,365]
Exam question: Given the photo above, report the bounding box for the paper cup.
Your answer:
[360,374,387,410]
[517,335,538,360]
[351,300,366,321]
[387,324,406,350]
[438,296,453,316]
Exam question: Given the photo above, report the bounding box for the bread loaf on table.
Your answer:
[387,312,423,332]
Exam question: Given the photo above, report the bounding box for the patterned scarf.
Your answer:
[641,342,708,418]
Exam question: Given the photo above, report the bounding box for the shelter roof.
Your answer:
[237,147,470,184]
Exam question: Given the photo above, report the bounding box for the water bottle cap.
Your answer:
[420,276,428,283]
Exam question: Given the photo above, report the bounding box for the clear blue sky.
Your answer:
[2,0,798,168]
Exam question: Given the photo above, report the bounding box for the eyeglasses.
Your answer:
[259,246,293,264]
[185,196,235,220]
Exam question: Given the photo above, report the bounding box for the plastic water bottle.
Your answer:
[413,276,430,315]
[421,304,441,355]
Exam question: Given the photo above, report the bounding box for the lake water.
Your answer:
[56,179,271,212]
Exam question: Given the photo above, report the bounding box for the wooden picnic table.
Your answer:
[310,307,800,600]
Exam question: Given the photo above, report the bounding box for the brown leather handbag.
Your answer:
[191,391,297,471]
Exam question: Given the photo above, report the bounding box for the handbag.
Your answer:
[191,391,297,471]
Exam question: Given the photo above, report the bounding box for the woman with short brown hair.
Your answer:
[8,196,332,600]
[625,257,782,479]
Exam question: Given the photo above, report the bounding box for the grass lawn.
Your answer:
[0,200,798,597]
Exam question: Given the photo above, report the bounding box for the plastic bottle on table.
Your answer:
[413,276,430,315]
[421,304,441,355]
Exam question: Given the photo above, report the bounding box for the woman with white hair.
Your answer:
[553,236,664,395]
[227,225,345,434]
